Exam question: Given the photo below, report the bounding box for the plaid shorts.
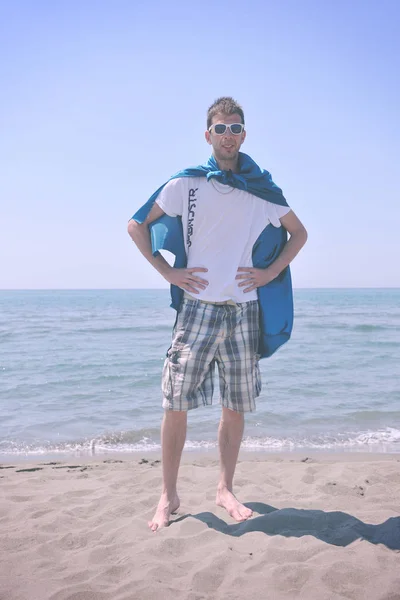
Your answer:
[162,298,261,413]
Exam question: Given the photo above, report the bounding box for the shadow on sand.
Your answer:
[173,502,400,550]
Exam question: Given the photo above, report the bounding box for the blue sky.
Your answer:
[1,0,399,289]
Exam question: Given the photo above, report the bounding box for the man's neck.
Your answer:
[214,155,240,173]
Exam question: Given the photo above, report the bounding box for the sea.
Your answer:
[1,289,399,461]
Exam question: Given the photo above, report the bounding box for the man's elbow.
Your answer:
[291,225,308,248]
[300,227,308,248]
[127,219,135,235]
[127,219,143,240]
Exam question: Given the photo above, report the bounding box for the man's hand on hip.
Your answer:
[165,267,209,294]
[235,267,277,293]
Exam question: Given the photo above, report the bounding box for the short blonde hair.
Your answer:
[207,97,245,130]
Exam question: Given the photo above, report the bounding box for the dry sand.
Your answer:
[1,452,400,600]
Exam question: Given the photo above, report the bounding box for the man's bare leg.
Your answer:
[216,406,253,522]
[148,410,187,532]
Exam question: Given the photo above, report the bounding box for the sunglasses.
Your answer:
[209,123,245,135]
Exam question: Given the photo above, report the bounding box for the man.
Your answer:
[128,97,307,532]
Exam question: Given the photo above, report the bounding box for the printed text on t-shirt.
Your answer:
[187,188,198,248]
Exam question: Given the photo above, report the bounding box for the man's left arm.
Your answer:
[236,210,308,293]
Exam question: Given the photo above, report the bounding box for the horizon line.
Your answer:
[1,287,399,292]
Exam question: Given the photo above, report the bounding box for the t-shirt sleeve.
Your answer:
[275,204,291,218]
[155,178,185,217]
[263,201,291,227]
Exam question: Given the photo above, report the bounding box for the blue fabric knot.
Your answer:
[203,153,287,205]
[207,169,248,190]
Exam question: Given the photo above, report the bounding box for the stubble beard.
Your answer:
[214,146,240,169]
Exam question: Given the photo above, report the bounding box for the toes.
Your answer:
[234,506,252,521]
[235,513,247,522]
[216,492,253,522]
[149,516,169,532]
[148,521,157,532]
[239,510,251,521]
[149,519,161,532]
[230,508,247,522]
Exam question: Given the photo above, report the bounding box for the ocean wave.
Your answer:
[240,427,400,451]
[1,428,399,458]
[307,323,396,332]
[70,325,171,334]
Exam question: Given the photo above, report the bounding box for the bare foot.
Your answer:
[216,486,253,522]
[148,492,180,532]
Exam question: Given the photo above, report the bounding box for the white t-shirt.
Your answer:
[156,177,291,302]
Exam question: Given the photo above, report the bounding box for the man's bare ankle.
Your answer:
[161,489,178,498]
[217,484,233,494]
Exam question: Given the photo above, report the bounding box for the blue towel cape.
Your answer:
[132,152,293,358]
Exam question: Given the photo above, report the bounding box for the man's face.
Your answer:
[205,112,246,164]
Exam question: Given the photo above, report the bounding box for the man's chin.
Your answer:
[217,150,239,162]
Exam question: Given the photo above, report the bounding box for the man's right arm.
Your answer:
[127,203,172,280]
[127,203,208,294]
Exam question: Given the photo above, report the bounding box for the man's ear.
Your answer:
[205,130,212,145]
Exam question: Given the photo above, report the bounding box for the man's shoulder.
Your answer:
[162,175,204,191]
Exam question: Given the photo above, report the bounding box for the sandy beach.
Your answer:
[1,452,399,600]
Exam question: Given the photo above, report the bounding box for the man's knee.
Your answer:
[221,406,245,422]
[163,409,187,422]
